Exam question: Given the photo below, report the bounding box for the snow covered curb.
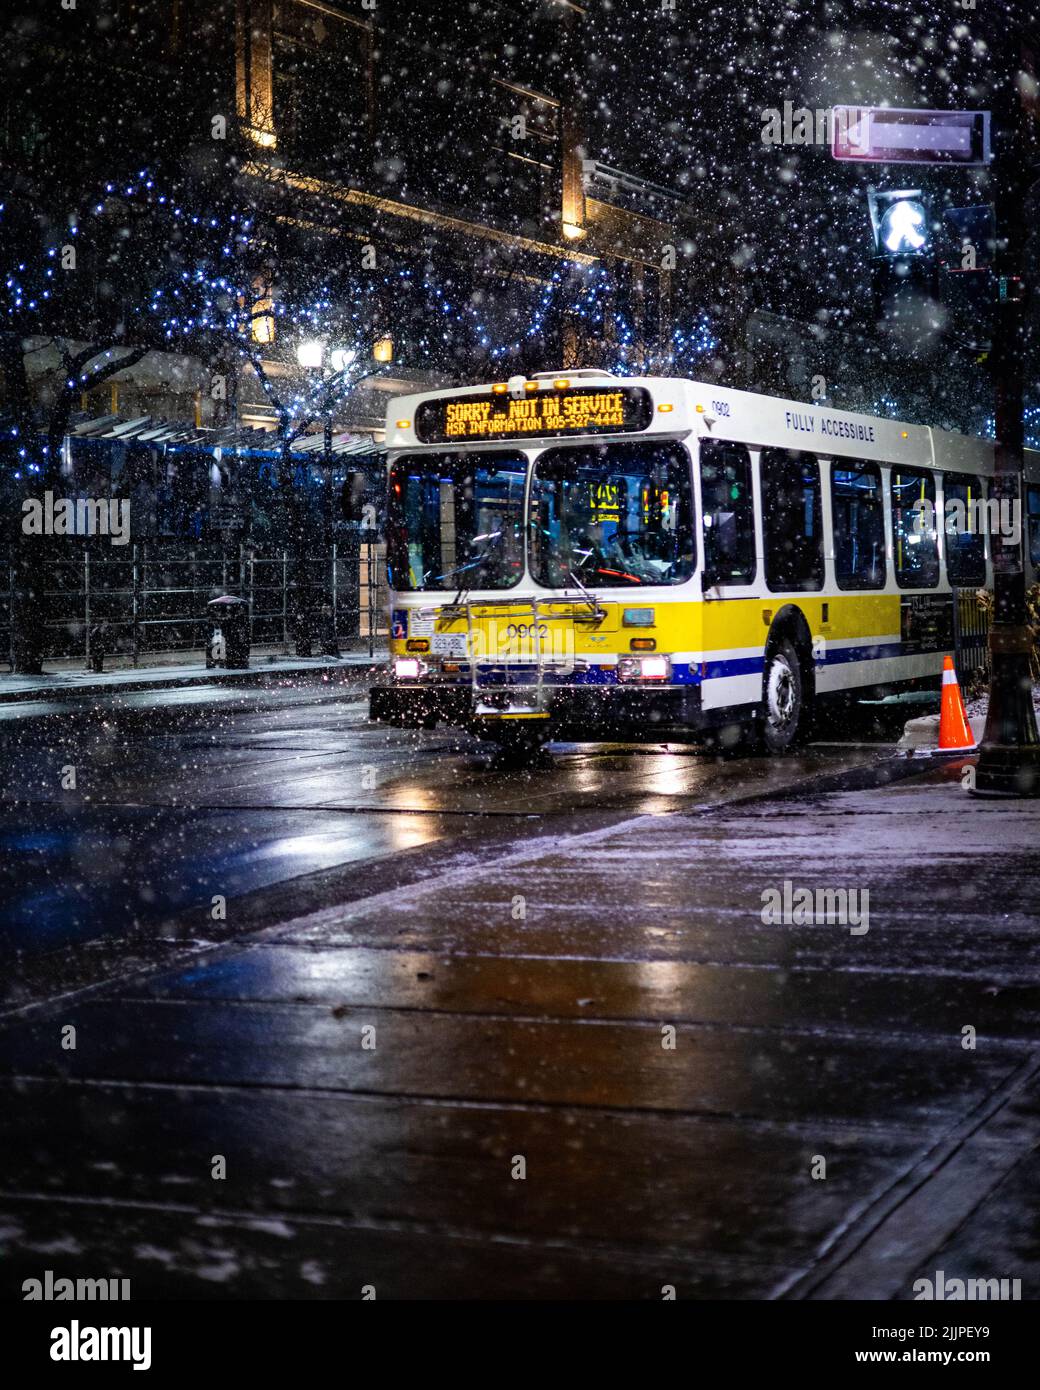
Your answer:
[899,683,1040,753]
[897,712,984,753]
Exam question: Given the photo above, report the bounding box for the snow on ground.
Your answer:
[964,682,1040,720]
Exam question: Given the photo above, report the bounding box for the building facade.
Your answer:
[1,0,701,666]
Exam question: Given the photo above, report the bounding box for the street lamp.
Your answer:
[295,338,325,370]
[329,346,358,374]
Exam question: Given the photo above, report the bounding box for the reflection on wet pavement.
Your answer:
[0,682,885,966]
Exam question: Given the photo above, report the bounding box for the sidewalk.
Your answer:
[1,762,1037,1299]
[0,647,388,704]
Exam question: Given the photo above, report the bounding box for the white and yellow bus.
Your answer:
[369,370,1040,753]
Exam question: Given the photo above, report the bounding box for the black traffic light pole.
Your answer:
[972,18,1040,797]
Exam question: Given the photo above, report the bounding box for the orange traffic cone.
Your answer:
[938,654,976,751]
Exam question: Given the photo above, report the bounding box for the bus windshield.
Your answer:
[387,451,527,592]
[529,441,695,588]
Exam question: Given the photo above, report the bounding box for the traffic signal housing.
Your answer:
[866,187,938,342]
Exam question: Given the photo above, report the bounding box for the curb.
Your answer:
[0,658,386,706]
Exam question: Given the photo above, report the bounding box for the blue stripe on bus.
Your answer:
[705,639,934,681]
[466,640,942,689]
[701,655,763,680]
[470,663,700,687]
[818,640,908,666]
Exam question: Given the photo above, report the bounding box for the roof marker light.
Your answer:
[553,378,570,390]
[696,403,705,413]
[658,403,673,413]
[396,419,410,429]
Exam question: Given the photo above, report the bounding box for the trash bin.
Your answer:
[206,595,250,669]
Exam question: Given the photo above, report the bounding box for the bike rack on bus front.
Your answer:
[438,592,605,717]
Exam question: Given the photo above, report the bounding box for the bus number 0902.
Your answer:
[711,400,731,417]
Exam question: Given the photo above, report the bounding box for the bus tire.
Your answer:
[760,637,809,753]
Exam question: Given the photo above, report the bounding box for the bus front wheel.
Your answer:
[760,638,809,753]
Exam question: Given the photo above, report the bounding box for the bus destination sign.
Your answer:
[414,386,654,443]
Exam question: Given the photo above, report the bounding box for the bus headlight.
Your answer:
[617,655,671,682]
[393,657,423,681]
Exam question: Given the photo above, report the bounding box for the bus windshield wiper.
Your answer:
[567,568,605,619]
[443,531,504,607]
[429,532,502,589]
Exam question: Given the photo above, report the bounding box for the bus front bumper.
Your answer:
[369,681,706,738]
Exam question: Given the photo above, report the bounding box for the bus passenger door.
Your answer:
[696,439,760,710]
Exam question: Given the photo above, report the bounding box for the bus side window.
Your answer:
[943,473,987,586]
[699,440,756,586]
[892,468,940,589]
[832,460,886,589]
[761,449,824,592]
[1028,486,1040,568]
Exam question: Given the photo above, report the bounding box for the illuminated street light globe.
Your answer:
[329,346,358,373]
[296,338,325,369]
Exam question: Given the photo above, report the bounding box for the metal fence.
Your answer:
[1,560,992,680]
[952,585,990,686]
[2,537,388,669]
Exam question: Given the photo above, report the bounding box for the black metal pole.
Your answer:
[972,18,1040,796]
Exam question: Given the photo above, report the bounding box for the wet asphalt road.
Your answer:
[5,675,1038,1300]
[0,674,898,993]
